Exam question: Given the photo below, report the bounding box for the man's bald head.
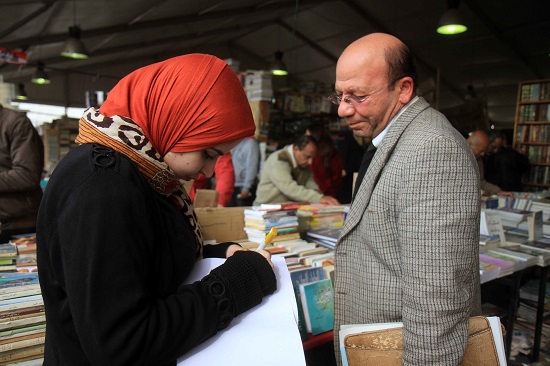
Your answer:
[337,33,418,94]
[467,130,490,159]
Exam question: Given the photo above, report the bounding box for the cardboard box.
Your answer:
[195,207,248,242]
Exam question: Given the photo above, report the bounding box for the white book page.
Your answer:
[177,256,305,366]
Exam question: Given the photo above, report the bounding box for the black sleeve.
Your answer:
[202,241,240,258]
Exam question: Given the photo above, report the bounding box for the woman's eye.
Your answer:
[203,151,215,160]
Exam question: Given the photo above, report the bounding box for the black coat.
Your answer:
[37,144,275,365]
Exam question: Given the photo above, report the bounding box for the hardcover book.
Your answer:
[289,267,325,339]
[299,278,334,335]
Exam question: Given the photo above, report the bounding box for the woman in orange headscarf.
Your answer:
[36,54,276,365]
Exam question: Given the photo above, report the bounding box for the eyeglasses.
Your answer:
[328,76,405,106]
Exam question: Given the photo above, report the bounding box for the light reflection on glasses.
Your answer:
[328,76,405,106]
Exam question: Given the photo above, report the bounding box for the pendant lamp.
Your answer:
[437,0,467,35]
[31,62,50,85]
[270,51,288,76]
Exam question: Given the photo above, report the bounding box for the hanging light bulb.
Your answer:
[61,26,89,59]
[270,51,288,76]
[60,0,88,59]
[14,83,28,100]
[31,62,50,85]
[437,0,467,35]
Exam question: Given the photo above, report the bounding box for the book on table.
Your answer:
[479,254,515,277]
[500,243,550,266]
[298,278,334,336]
[487,247,538,268]
[289,267,326,340]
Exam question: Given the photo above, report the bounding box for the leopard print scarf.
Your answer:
[75,107,203,259]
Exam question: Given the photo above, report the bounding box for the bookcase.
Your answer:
[513,79,550,191]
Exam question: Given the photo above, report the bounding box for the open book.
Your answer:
[339,316,506,366]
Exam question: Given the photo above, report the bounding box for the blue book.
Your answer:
[289,267,325,339]
[299,278,334,335]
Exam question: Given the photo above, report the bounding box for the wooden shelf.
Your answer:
[513,79,550,190]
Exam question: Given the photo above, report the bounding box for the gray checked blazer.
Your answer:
[334,97,482,366]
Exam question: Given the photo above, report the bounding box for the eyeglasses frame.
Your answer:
[328,76,406,106]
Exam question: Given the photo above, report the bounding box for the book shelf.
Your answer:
[513,79,550,191]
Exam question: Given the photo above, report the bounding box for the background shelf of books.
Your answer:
[513,79,550,191]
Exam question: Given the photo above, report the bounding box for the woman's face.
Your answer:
[163,139,241,181]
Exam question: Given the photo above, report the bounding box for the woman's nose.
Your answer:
[201,158,217,178]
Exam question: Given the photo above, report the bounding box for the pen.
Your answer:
[256,227,277,251]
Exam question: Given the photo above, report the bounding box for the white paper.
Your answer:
[488,316,508,365]
[177,256,306,366]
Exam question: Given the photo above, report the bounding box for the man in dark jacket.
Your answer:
[0,104,44,243]
[485,130,530,192]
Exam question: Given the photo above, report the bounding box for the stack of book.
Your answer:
[0,243,18,272]
[499,243,550,267]
[11,235,38,273]
[479,234,501,252]
[486,247,538,269]
[304,227,341,250]
[272,240,333,271]
[243,206,300,245]
[0,272,45,364]
[479,253,515,278]
[296,204,348,231]
[479,261,501,284]
[482,249,533,272]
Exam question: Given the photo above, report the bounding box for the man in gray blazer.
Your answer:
[332,33,481,365]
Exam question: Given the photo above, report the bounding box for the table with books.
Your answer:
[479,233,550,362]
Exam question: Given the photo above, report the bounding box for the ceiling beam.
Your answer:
[462,0,541,79]
[0,0,57,39]
[2,0,334,49]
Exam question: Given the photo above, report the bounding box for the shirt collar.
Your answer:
[372,96,419,147]
[286,144,298,168]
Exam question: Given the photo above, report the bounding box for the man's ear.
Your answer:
[398,77,414,104]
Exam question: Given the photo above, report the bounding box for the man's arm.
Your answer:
[242,140,260,193]
[0,114,43,192]
[266,160,323,203]
[399,136,480,365]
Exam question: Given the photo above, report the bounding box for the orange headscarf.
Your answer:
[99,54,255,157]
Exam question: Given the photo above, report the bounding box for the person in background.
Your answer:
[485,130,530,192]
[36,54,276,365]
[335,129,367,204]
[189,153,235,207]
[305,124,343,198]
[466,130,512,196]
[332,33,481,365]
[254,134,339,206]
[0,104,44,243]
[229,137,260,207]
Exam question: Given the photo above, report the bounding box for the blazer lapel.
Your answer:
[338,97,431,241]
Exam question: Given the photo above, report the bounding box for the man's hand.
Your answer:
[320,195,340,205]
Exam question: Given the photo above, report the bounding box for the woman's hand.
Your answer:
[256,249,274,269]
[225,244,246,258]
[226,244,274,269]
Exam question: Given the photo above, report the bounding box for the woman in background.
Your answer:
[37,54,276,366]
